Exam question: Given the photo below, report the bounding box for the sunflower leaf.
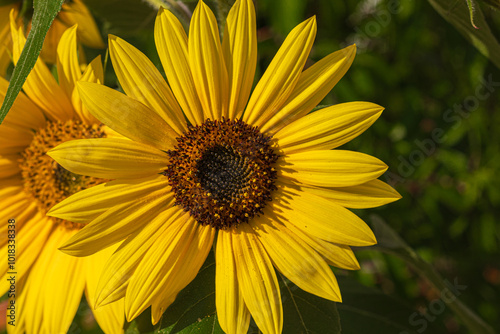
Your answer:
[427,0,500,69]
[154,251,224,334]
[0,0,64,125]
[275,272,342,334]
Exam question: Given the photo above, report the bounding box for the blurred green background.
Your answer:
[3,0,500,332]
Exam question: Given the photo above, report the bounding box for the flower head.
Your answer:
[0,16,123,334]
[49,0,401,333]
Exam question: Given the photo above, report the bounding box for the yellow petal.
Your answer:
[254,215,342,301]
[0,75,46,131]
[109,35,187,134]
[284,178,402,209]
[0,154,19,178]
[275,184,377,246]
[261,45,357,134]
[275,102,383,153]
[10,14,74,121]
[73,55,103,124]
[126,217,215,323]
[96,206,184,307]
[48,175,169,224]
[279,150,388,187]
[77,81,178,150]
[0,123,33,150]
[56,24,81,101]
[222,0,257,119]
[216,230,251,334]
[155,8,204,125]
[233,224,283,334]
[48,138,170,179]
[0,215,52,294]
[243,17,316,127]
[84,245,126,334]
[59,189,173,257]
[272,210,360,270]
[21,227,86,334]
[189,1,228,120]
[58,0,105,49]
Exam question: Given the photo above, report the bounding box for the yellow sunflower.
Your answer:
[48,0,401,333]
[0,0,104,70]
[0,17,123,334]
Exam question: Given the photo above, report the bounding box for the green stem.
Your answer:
[380,247,494,334]
[370,216,494,334]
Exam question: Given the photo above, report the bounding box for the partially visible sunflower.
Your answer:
[0,16,123,334]
[0,0,104,73]
[49,0,401,333]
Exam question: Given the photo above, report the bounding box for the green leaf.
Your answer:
[0,0,64,125]
[336,275,446,334]
[276,273,341,334]
[428,0,500,69]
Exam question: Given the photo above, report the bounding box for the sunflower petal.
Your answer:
[275,184,377,246]
[255,215,342,301]
[275,102,383,153]
[10,14,74,121]
[279,150,388,187]
[216,230,251,334]
[109,35,186,134]
[125,217,215,323]
[56,24,81,101]
[283,178,402,209]
[243,17,316,127]
[77,81,178,150]
[48,175,169,224]
[274,211,360,270]
[84,245,126,334]
[58,0,106,49]
[73,55,103,124]
[48,138,170,179]
[96,206,184,307]
[0,77,46,131]
[189,1,228,120]
[261,45,357,134]
[59,189,173,256]
[22,227,85,334]
[233,224,283,334]
[222,0,257,119]
[155,8,204,125]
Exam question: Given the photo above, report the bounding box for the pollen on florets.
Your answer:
[19,120,107,229]
[164,118,278,230]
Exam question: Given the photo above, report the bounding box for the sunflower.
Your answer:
[0,16,123,334]
[48,0,401,333]
[0,0,104,71]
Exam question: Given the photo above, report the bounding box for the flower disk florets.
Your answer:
[164,119,279,229]
[20,120,106,228]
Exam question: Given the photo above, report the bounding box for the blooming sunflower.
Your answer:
[0,17,123,334]
[48,0,401,333]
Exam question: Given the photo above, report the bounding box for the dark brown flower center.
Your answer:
[19,120,107,229]
[164,119,278,230]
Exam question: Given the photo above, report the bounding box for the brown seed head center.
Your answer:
[19,120,107,229]
[164,119,278,230]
